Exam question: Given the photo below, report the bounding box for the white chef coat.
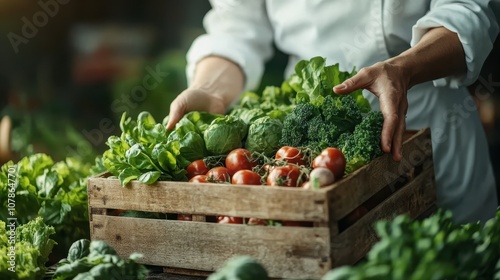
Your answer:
[186,0,499,223]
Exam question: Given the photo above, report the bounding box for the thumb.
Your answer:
[333,68,372,95]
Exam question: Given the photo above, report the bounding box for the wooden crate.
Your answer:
[88,128,436,279]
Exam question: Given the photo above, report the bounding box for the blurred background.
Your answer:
[0,1,499,194]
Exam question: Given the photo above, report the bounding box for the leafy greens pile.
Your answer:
[0,154,103,255]
[324,209,500,280]
[103,110,251,186]
[103,56,385,184]
[0,217,56,280]
[53,239,148,280]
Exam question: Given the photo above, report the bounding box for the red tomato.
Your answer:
[206,167,231,182]
[262,164,275,172]
[231,170,262,185]
[225,148,258,176]
[217,216,243,224]
[312,148,346,179]
[186,160,209,179]
[275,146,306,166]
[177,214,192,221]
[113,209,127,216]
[189,175,209,183]
[246,218,267,226]
[266,165,303,187]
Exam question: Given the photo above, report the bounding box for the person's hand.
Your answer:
[165,56,245,130]
[166,87,226,130]
[333,61,410,161]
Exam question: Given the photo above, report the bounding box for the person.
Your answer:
[166,0,499,223]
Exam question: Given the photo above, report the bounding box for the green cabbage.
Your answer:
[204,116,247,155]
[245,116,283,156]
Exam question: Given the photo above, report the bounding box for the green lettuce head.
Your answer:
[245,116,283,156]
[204,116,247,155]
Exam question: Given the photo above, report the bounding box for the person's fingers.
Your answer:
[378,92,401,155]
[166,97,187,130]
[391,99,407,161]
[333,68,373,94]
[392,98,408,161]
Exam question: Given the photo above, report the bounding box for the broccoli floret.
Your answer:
[321,95,363,133]
[338,111,384,174]
[280,95,368,152]
[280,103,317,147]
[307,114,340,150]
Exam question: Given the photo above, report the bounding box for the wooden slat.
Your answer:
[91,216,331,279]
[163,267,210,278]
[330,166,436,266]
[87,179,329,222]
[325,128,433,220]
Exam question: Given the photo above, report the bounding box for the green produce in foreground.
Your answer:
[53,239,148,280]
[324,208,500,280]
[207,256,269,280]
[207,209,500,280]
[0,217,56,280]
[0,154,102,256]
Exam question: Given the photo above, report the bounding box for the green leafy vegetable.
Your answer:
[245,116,283,156]
[0,154,103,256]
[323,209,500,280]
[285,56,370,112]
[53,239,148,280]
[335,111,384,174]
[0,217,56,280]
[207,256,269,280]
[204,116,247,155]
[103,112,189,186]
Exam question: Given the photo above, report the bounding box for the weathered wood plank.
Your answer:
[325,128,433,220]
[87,179,329,222]
[330,166,436,266]
[91,216,331,279]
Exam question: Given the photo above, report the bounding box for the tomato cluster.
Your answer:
[180,146,348,225]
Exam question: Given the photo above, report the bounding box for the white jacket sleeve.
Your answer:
[186,0,274,91]
[411,0,499,88]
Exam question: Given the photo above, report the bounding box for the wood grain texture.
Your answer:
[87,178,329,222]
[324,128,432,220]
[330,166,436,266]
[91,216,331,279]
